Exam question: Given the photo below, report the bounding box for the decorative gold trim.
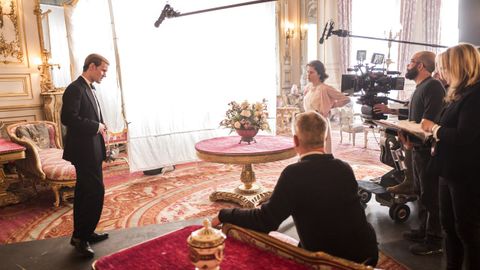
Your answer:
[196,148,296,165]
[0,0,24,64]
[0,104,43,111]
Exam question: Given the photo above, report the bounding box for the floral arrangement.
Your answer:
[219,99,270,132]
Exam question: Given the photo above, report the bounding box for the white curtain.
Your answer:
[337,0,352,74]
[397,0,417,100]
[111,1,278,171]
[64,0,125,133]
[423,0,442,54]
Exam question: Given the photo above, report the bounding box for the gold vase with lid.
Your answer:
[187,219,226,270]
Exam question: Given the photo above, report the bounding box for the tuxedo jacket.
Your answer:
[435,81,480,180]
[219,154,378,265]
[61,76,106,167]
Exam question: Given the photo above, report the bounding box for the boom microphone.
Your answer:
[319,22,329,44]
[331,29,349,37]
[154,4,172,28]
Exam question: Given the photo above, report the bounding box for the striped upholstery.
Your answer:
[39,148,76,181]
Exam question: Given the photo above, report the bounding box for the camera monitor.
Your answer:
[371,53,384,65]
[356,50,367,62]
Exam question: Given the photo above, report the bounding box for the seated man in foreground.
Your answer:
[212,111,378,267]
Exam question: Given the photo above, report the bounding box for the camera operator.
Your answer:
[374,51,445,256]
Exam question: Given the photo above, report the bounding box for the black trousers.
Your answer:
[412,148,442,240]
[439,176,480,270]
[73,163,105,240]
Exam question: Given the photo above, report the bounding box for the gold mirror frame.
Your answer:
[34,0,57,92]
[0,0,24,64]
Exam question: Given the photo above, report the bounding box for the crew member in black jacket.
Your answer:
[61,53,110,257]
[212,111,378,266]
[421,43,480,270]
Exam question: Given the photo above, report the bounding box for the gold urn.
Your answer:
[187,219,226,270]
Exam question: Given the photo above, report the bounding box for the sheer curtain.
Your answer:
[64,0,125,133]
[396,0,417,100]
[397,0,417,80]
[111,1,277,171]
[423,0,442,54]
[337,0,352,74]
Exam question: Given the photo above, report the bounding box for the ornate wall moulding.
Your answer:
[0,73,32,99]
[0,0,24,64]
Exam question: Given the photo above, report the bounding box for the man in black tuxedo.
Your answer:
[212,111,378,267]
[61,53,110,257]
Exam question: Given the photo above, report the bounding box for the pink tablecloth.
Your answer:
[195,135,294,156]
[93,226,309,270]
[0,138,25,154]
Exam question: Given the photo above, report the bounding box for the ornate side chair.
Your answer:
[338,107,366,147]
[6,121,76,207]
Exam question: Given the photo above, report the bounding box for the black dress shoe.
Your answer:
[88,232,109,243]
[70,238,94,258]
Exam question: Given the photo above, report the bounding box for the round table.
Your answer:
[195,135,296,208]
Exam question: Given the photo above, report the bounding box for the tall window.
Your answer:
[350,0,401,71]
[350,0,459,68]
[439,0,459,46]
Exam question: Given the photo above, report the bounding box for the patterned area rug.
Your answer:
[0,130,408,269]
[1,130,389,244]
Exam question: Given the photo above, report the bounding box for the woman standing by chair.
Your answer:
[303,60,350,153]
[421,43,480,270]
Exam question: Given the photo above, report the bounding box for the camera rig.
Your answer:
[340,52,406,120]
[320,20,447,121]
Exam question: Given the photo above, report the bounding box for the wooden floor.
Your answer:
[0,197,444,270]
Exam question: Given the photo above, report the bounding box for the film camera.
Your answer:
[341,51,405,120]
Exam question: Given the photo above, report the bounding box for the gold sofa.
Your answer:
[6,121,76,207]
[222,223,375,270]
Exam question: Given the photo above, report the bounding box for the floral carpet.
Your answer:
[0,129,390,244]
[0,130,409,269]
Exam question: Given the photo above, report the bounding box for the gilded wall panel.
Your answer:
[0,0,25,64]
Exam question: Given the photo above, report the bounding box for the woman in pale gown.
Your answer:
[303,60,351,153]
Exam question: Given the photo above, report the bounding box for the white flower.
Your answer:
[240,110,251,117]
[241,101,250,109]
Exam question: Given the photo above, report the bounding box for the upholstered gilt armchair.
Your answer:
[6,121,76,207]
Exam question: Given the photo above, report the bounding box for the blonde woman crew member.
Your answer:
[303,60,350,153]
[421,43,480,270]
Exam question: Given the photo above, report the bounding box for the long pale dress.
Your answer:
[303,82,351,153]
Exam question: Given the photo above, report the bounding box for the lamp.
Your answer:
[285,21,295,41]
[385,24,402,70]
[299,24,308,40]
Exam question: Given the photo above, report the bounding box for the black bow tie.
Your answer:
[90,84,96,90]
